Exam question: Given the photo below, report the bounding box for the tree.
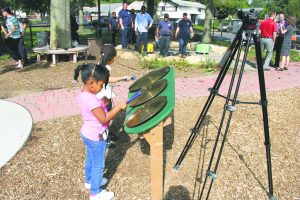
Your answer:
[20,0,50,18]
[70,0,95,28]
[50,0,71,49]
[285,0,300,19]
[199,0,249,43]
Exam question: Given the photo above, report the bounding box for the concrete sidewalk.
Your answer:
[7,62,300,123]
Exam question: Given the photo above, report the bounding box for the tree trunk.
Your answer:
[147,0,155,17]
[50,0,71,49]
[202,0,213,44]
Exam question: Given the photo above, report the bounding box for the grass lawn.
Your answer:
[23,26,98,48]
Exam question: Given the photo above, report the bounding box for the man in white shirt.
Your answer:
[135,5,153,54]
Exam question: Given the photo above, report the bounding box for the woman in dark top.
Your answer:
[278,16,297,70]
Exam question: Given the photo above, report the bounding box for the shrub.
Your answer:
[140,57,219,73]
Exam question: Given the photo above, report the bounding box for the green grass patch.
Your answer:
[23,26,98,48]
[290,49,300,62]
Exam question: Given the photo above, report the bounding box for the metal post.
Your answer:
[97,0,102,37]
[29,25,33,48]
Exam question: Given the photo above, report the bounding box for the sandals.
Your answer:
[283,67,288,70]
[275,67,284,71]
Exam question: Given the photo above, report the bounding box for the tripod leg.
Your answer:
[253,34,275,200]
[204,33,254,199]
[198,32,248,199]
[174,30,244,170]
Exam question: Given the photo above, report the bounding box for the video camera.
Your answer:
[237,8,260,30]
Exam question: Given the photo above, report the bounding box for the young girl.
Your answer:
[96,44,130,144]
[74,63,126,200]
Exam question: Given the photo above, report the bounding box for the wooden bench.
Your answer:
[33,45,90,66]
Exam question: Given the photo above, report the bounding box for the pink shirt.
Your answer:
[77,92,109,141]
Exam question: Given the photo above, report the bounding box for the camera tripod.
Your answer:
[174,25,276,200]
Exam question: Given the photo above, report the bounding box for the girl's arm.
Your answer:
[1,25,8,35]
[5,23,15,38]
[109,76,129,83]
[92,102,126,124]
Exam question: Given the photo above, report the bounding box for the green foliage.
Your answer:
[20,0,50,14]
[290,50,300,62]
[0,54,10,61]
[140,57,169,69]
[140,57,219,73]
[199,59,219,73]
[212,40,231,47]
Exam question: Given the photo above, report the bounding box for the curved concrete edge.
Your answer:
[0,100,33,168]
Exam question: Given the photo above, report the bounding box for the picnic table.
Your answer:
[33,45,90,66]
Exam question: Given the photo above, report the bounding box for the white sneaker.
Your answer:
[85,178,108,189]
[15,61,19,65]
[90,190,114,200]
[16,61,23,69]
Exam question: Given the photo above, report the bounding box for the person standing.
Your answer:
[130,9,136,45]
[273,12,286,68]
[135,5,153,55]
[278,16,297,71]
[156,13,174,57]
[19,18,28,63]
[109,12,119,46]
[2,7,24,68]
[259,11,277,71]
[175,13,194,58]
[70,14,79,43]
[118,2,132,49]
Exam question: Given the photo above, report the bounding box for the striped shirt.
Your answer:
[6,15,21,39]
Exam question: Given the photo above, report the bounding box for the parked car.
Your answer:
[218,23,232,32]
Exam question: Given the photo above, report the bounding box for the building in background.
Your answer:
[157,0,206,25]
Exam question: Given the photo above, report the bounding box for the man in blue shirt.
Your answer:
[175,13,194,58]
[135,5,153,54]
[109,12,119,46]
[156,13,174,57]
[118,2,133,49]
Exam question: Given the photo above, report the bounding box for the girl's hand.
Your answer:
[119,102,127,110]
[102,96,111,105]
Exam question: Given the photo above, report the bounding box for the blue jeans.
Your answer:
[179,35,188,55]
[159,36,170,57]
[81,134,107,195]
[121,26,130,48]
[137,32,148,53]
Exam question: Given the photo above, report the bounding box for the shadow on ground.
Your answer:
[105,112,139,183]
[165,185,191,200]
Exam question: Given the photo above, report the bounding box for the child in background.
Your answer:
[74,63,126,200]
[96,44,130,146]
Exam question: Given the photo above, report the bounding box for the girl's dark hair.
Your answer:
[74,63,110,87]
[287,16,297,28]
[99,44,117,67]
[2,7,12,15]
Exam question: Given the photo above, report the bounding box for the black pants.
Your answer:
[5,37,23,61]
[111,29,117,46]
[18,37,27,62]
[273,36,284,67]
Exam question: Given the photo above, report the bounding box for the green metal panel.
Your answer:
[195,43,211,54]
[124,67,175,134]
